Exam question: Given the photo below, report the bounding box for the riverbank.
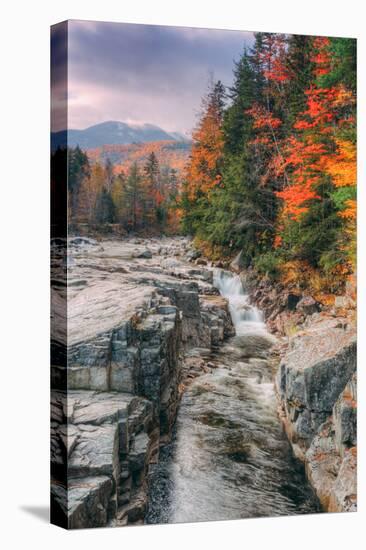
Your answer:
[51,236,356,528]
[190,245,357,512]
[237,268,357,513]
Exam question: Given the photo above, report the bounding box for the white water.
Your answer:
[213,269,264,333]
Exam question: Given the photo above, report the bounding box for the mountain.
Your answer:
[51,121,189,150]
[169,131,190,142]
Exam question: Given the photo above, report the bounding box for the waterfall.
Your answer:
[213,269,264,335]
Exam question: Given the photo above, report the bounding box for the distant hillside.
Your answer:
[87,140,191,175]
[51,121,190,150]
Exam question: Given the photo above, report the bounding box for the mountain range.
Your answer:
[51,121,189,150]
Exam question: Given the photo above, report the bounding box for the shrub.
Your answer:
[254,251,282,278]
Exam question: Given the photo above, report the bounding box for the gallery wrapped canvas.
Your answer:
[50,20,357,529]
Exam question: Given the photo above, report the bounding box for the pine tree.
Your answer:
[68,146,90,222]
[104,158,114,192]
[111,171,127,225]
[143,152,161,226]
[285,34,314,127]
[202,46,281,261]
[95,188,115,225]
[124,162,144,231]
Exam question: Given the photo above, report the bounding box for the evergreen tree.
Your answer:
[95,188,115,225]
[285,34,314,128]
[199,48,279,263]
[68,146,90,222]
[124,162,144,231]
[111,171,127,225]
[143,152,160,225]
[104,158,114,192]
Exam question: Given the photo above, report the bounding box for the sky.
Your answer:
[52,20,254,136]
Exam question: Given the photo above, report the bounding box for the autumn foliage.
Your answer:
[185,81,225,200]
[63,142,185,235]
[182,33,356,289]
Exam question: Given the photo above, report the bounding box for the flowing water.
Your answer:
[146,270,321,524]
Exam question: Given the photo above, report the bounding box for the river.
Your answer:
[146,268,321,524]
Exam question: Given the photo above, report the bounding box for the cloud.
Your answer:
[56,20,254,133]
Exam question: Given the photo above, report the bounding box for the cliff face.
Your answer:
[241,270,357,513]
[51,237,233,528]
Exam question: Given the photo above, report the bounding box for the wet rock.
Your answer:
[233,333,277,358]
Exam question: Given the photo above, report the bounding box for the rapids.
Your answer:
[146,270,320,523]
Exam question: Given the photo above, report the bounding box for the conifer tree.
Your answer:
[143,152,161,225]
[95,188,115,225]
[68,146,90,222]
[124,162,144,231]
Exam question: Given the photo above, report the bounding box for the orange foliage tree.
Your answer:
[275,37,356,224]
[185,80,225,201]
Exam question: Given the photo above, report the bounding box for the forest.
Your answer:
[181,33,356,294]
[56,33,356,293]
[53,144,183,234]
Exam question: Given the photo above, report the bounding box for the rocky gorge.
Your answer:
[51,237,233,528]
[50,237,357,529]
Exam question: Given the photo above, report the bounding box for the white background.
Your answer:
[1,1,364,548]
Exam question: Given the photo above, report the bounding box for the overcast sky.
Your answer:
[53,20,254,135]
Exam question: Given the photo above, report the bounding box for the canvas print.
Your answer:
[50,20,357,529]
